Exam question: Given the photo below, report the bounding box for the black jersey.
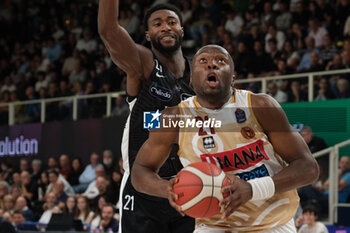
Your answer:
[125,57,194,178]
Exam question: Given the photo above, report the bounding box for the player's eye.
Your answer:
[218,58,226,63]
[154,22,161,27]
[199,58,206,63]
[169,21,176,25]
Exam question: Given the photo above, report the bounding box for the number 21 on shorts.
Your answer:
[123,195,134,211]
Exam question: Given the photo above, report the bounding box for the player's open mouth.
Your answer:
[206,73,219,87]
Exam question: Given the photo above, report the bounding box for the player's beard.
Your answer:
[150,35,182,54]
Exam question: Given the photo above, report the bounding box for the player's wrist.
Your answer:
[247,176,275,201]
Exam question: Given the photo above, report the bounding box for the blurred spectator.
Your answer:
[75,29,97,54]
[59,154,72,180]
[326,53,345,70]
[98,204,119,233]
[10,185,22,202]
[3,194,15,214]
[335,79,350,99]
[12,210,26,232]
[260,1,275,25]
[275,1,292,31]
[267,81,288,103]
[319,34,338,66]
[0,215,16,233]
[341,50,350,69]
[47,157,59,170]
[38,192,60,224]
[11,172,21,186]
[102,150,115,178]
[292,1,310,26]
[19,159,31,173]
[345,16,350,37]
[90,195,108,230]
[63,196,77,215]
[68,60,88,84]
[265,24,286,53]
[296,205,328,233]
[297,37,319,72]
[252,40,275,75]
[23,86,40,123]
[68,157,84,187]
[307,18,328,48]
[224,10,244,38]
[288,80,308,102]
[31,159,43,184]
[0,160,13,184]
[38,171,49,201]
[267,38,282,66]
[0,76,16,95]
[281,40,300,70]
[20,170,38,202]
[62,49,80,77]
[45,37,62,63]
[303,52,324,73]
[235,41,254,77]
[111,95,129,118]
[301,126,327,153]
[52,180,68,210]
[46,169,75,197]
[314,77,335,101]
[82,166,106,200]
[34,71,49,92]
[76,196,94,225]
[76,153,102,193]
[15,196,34,222]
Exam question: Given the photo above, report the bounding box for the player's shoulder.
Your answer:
[250,92,281,109]
[162,105,180,117]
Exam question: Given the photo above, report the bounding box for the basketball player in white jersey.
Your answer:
[131,45,319,233]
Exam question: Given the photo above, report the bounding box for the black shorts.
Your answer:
[119,177,195,233]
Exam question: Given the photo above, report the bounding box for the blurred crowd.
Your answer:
[1,0,350,125]
[0,150,123,232]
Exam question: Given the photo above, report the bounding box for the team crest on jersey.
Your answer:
[241,127,255,139]
[149,82,173,101]
[202,136,216,149]
[235,108,246,123]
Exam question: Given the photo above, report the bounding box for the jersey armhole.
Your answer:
[248,91,264,132]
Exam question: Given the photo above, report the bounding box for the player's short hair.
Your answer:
[143,4,183,31]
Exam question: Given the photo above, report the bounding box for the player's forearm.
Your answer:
[131,163,169,199]
[272,156,319,193]
[98,0,120,37]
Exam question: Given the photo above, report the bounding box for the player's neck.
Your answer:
[152,48,185,78]
[197,94,232,110]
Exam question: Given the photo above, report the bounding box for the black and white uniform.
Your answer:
[119,57,195,233]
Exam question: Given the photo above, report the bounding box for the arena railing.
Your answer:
[313,139,350,225]
[0,91,125,125]
[0,68,349,126]
[234,68,350,102]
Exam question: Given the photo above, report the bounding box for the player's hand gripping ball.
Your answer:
[173,162,230,218]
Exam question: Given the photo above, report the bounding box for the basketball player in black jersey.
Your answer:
[98,2,195,233]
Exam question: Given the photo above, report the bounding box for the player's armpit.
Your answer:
[251,94,319,193]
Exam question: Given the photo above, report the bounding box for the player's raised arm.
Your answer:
[98,0,153,95]
[252,94,319,193]
[131,107,180,198]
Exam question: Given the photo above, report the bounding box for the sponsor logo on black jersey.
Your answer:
[236,164,270,181]
[149,82,173,101]
[202,136,216,149]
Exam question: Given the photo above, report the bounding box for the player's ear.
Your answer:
[181,27,184,37]
[145,31,151,42]
[231,75,235,89]
[190,75,193,84]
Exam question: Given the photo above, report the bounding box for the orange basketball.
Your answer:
[173,162,230,218]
